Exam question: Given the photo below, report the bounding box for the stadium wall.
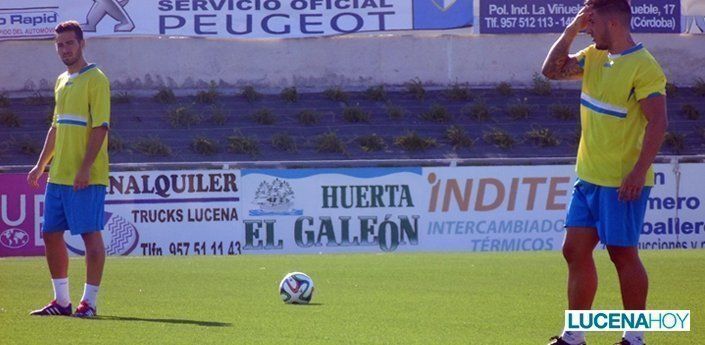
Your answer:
[1,32,704,93]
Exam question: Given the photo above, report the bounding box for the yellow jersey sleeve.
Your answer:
[633,59,666,101]
[89,74,111,128]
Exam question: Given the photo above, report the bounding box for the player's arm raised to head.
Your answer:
[541,6,588,80]
[542,52,583,81]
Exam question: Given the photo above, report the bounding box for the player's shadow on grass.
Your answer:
[97,315,231,327]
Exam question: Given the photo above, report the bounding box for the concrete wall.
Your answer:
[1,31,704,93]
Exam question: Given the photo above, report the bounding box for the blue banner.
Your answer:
[413,0,473,30]
[480,0,680,34]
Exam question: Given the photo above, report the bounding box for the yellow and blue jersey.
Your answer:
[50,63,111,186]
[574,43,666,187]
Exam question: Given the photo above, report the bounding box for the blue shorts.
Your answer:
[43,183,106,235]
[565,179,651,247]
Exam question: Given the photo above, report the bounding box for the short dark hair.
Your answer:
[55,20,84,41]
[585,0,632,21]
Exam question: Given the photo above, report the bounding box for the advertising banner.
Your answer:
[1,163,703,257]
[239,167,424,254]
[0,0,473,41]
[0,174,47,257]
[421,165,574,252]
[0,170,242,257]
[641,164,705,250]
[480,0,680,34]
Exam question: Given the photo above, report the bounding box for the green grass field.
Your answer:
[1,251,702,344]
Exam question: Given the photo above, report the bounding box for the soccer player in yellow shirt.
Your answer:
[542,1,667,344]
[27,21,111,318]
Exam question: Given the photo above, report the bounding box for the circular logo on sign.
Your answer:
[0,228,30,249]
[66,212,140,256]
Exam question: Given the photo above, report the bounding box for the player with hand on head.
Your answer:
[542,0,668,344]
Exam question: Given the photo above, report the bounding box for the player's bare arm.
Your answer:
[541,6,589,81]
[74,126,109,190]
[27,127,57,188]
[618,95,668,201]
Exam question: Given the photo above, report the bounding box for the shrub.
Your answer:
[551,104,577,120]
[19,141,39,155]
[324,87,349,102]
[315,131,346,153]
[663,132,685,154]
[192,136,219,155]
[496,82,513,96]
[195,81,219,104]
[420,104,452,123]
[681,104,700,120]
[210,106,227,125]
[531,73,551,96]
[483,128,515,149]
[167,106,201,128]
[113,91,131,104]
[153,87,176,103]
[445,125,474,149]
[297,109,320,125]
[394,131,437,151]
[271,132,297,153]
[357,134,386,152]
[525,127,560,147]
[405,78,425,100]
[463,101,492,121]
[0,109,20,127]
[251,108,276,125]
[281,87,299,103]
[386,104,405,120]
[695,77,705,97]
[445,83,471,101]
[12,137,40,155]
[342,106,370,123]
[108,133,124,153]
[569,127,582,146]
[366,85,387,102]
[507,101,530,120]
[241,85,261,103]
[227,132,259,156]
[133,136,172,156]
